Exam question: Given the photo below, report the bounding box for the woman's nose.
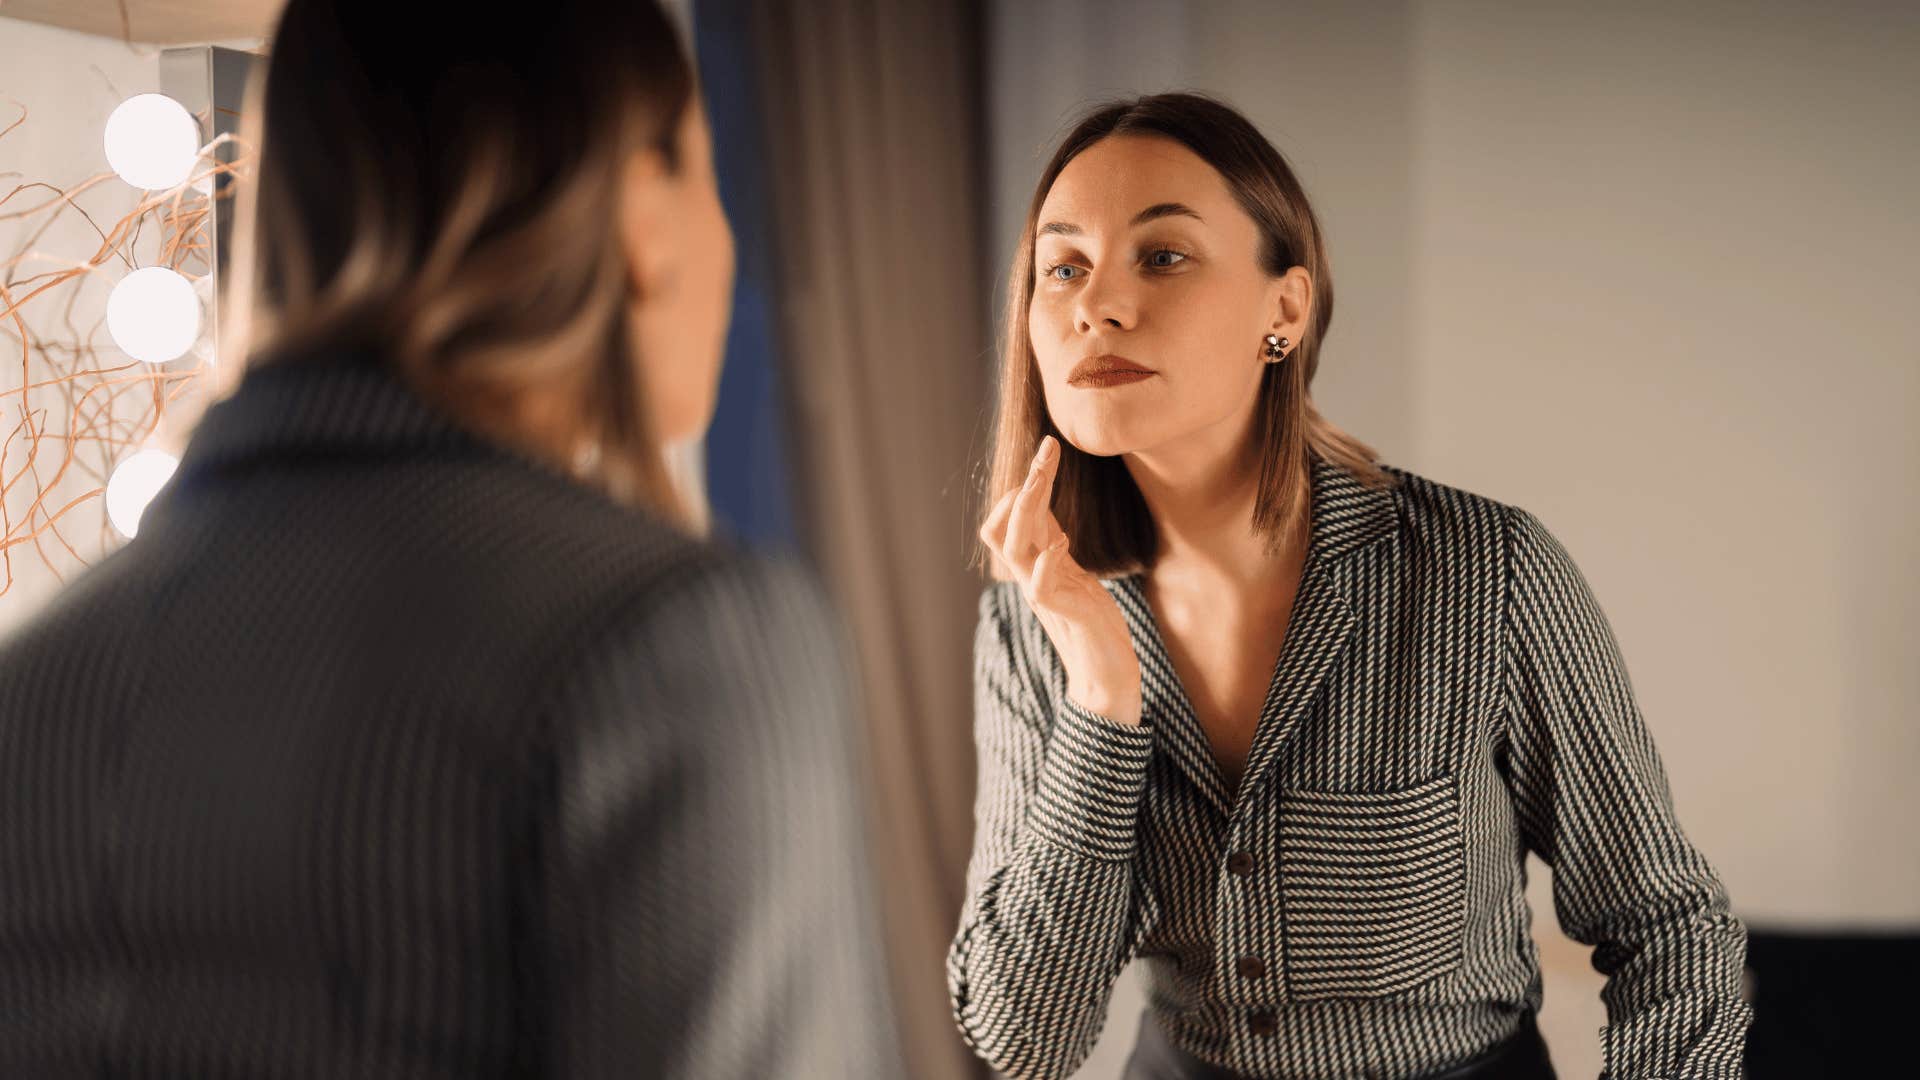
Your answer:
[1074,269,1138,333]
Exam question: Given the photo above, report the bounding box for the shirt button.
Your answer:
[1226,851,1255,876]
[1236,955,1267,980]
[1248,1009,1278,1037]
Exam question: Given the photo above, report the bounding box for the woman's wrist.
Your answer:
[1067,682,1142,727]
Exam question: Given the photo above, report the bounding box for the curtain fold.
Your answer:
[743,2,993,1077]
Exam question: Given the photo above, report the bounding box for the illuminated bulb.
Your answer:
[107,266,200,364]
[104,93,201,191]
[106,449,179,539]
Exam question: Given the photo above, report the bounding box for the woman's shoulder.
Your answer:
[463,451,826,621]
[972,578,1080,699]
[580,531,834,653]
[1373,462,1595,595]
[1377,460,1515,523]
[534,540,845,721]
[1373,460,1540,557]
[974,578,1057,649]
[650,543,836,639]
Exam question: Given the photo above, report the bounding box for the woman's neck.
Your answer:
[1122,411,1306,598]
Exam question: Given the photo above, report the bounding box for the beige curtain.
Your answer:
[747,3,993,1078]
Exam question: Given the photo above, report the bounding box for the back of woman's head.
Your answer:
[232,0,701,518]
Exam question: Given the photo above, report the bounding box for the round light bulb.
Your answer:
[104,93,201,191]
[106,448,180,539]
[107,266,201,364]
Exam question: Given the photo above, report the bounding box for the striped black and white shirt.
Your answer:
[948,455,1750,1079]
[0,350,903,1077]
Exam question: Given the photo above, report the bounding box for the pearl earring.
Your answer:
[1264,334,1290,362]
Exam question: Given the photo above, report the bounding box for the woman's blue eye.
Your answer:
[1148,249,1188,268]
[1048,265,1079,281]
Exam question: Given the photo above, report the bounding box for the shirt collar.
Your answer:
[1305,453,1401,565]
[172,345,488,481]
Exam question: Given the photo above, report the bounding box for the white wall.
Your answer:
[1408,0,1920,927]
[0,17,165,638]
[988,1,1918,1076]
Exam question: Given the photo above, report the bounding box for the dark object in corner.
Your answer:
[1744,927,1917,1076]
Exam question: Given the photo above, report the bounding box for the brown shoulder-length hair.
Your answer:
[222,0,697,524]
[976,92,1394,579]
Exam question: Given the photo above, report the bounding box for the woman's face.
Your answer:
[1028,134,1305,460]
[622,99,735,446]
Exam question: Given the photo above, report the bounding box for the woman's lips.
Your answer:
[1069,370,1157,388]
[1067,352,1156,386]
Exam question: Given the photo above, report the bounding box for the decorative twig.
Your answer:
[0,102,253,599]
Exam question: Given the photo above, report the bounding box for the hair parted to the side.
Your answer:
[222,0,696,524]
[974,91,1396,580]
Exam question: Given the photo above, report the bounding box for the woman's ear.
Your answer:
[1269,265,1313,338]
[617,145,676,299]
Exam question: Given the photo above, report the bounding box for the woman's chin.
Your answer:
[1056,422,1142,459]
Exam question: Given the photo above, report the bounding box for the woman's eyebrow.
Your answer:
[1037,202,1205,238]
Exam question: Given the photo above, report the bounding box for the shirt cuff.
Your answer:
[1027,697,1154,861]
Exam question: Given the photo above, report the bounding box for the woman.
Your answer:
[950,93,1749,1080]
[0,2,898,1076]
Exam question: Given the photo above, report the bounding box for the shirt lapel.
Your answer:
[1235,457,1399,819]
[1109,572,1234,817]
[1103,456,1400,823]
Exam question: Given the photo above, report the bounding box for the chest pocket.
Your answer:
[1275,773,1467,1000]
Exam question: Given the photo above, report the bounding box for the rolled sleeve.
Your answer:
[1501,506,1752,1078]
